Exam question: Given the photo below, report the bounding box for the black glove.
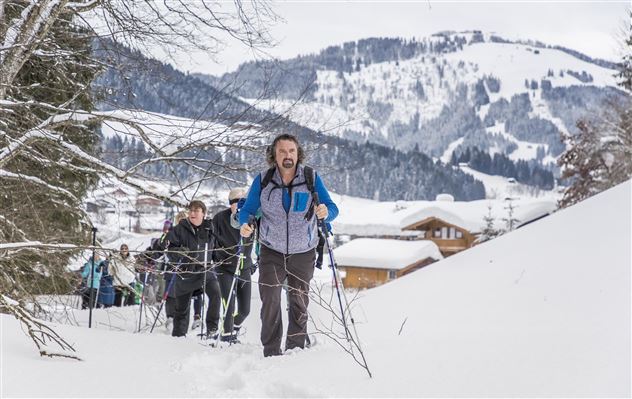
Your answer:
[250,262,259,275]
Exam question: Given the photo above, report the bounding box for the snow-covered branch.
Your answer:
[0,127,57,167]
[0,0,69,98]
[0,294,81,360]
[0,169,78,201]
[65,0,100,12]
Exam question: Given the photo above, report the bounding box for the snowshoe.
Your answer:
[197,329,219,347]
[220,333,240,345]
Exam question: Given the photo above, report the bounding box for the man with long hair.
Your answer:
[240,134,338,357]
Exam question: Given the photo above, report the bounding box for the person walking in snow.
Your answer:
[166,201,220,337]
[239,133,339,356]
[137,247,158,306]
[152,220,172,302]
[81,254,106,310]
[97,258,115,308]
[212,187,254,343]
[160,212,186,330]
[109,244,137,306]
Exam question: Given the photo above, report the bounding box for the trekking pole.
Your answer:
[149,268,177,333]
[312,194,349,340]
[88,227,97,328]
[137,266,149,333]
[215,216,254,348]
[199,242,209,341]
[314,194,371,378]
[215,239,243,348]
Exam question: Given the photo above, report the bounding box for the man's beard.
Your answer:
[282,158,295,169]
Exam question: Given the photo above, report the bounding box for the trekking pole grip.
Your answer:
[312,193,330,236]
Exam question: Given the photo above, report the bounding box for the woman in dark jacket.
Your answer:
[167,201,220,337]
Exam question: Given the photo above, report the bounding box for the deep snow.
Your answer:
[1,180,630,397]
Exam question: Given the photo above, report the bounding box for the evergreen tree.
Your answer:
[502,199,520,232]
[0,6,100,299]
[619,15,632,91]
[477,205,501,243]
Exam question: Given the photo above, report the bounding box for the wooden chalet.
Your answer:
[401,217,477,257]
[334,238,443,289]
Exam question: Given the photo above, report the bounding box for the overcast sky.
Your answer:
[167,0,630,76]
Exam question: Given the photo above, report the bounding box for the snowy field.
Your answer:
[1,180,630,397]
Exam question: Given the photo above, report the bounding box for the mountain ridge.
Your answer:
[193,31,627,177]
[93,41,487,201]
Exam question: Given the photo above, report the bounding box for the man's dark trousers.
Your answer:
[259,244,315,357]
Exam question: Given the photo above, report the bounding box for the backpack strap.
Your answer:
[261,167,276,191]
[303,165,317,221]
[303,165,315,194]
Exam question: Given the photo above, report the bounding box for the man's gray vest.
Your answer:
[258,165,319,255]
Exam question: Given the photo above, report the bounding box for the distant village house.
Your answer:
[334,238,443,289]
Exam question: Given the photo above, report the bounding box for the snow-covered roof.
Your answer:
[330,192,558,236]
[334,238,443,270]
[399,199,558,233]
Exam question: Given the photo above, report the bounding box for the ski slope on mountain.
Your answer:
[457,165,559,199]
[443,41,618,100]
[2,181,630,397]
[246,37,618,142]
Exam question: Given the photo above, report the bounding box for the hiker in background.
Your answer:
[240,133,339,356]
[152,220,172,302]
[97,257,115,308]
[138,246,158,306]
[161,212,186,330]
[81,254,106,310]
[212,187,253,343]
[166,201,219,337]
[109,244,137,306]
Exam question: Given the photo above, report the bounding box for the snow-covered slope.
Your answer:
[2,181,629,397]
[353,179,630,396]
[457,165,560,199]
[443,41,617,99]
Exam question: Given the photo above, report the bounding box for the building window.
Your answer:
[434,228,441,238]
[456,230,463,238]
[441,227,448,239]
[388,270,397,280]
[449,227,456,239]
